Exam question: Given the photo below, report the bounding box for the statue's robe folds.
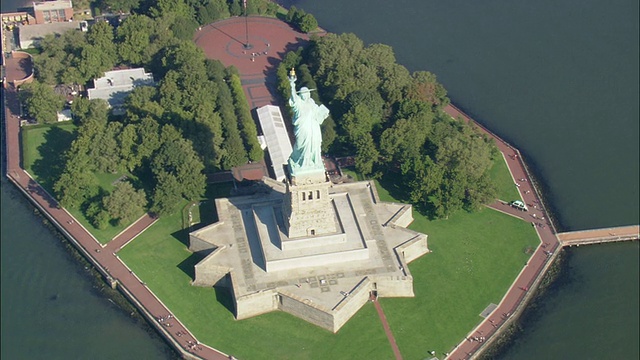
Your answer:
[288,93,329,176]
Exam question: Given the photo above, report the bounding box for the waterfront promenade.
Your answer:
[3,55,227,360]
[443,105,638,360]
[1,17,316,360]
[558,225,639,246]
[4,16,638,360]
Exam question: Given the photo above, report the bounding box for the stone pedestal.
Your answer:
[282,171,338,238]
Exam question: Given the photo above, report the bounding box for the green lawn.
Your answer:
[488,154,521,203]
[22,123,77,192]
[118,185,393,360]
[353,164,537,357]
[22,124,144,244]
[382,207,538,358]
[119,170,539,359]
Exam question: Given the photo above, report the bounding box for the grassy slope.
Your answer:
[357,173,537,358]
[382,207,538,358]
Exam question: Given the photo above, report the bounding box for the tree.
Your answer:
[285,6,298,23]
[135,117,162,160]
[71,97,110,125]
[125,86,164,121]
[298,13,318,33]
[86,201,111,230]
[151,126,206,201]
[103,181,148,225]
[87,121,123,173]
[407,71,449,108]
[380,118,429,165]
[309,33,368,101]
[76,21,118,81]
[101,0,140,13]
[215,77,248,169]
[117,15,172,66]
[54,167,99,208]
[228,0,242,16]
[321,116,337,153]
[18,81,65,124]
[228,73,263,162]
[196,0,229,25]
[33,34,66,85]
[151,170,182,216]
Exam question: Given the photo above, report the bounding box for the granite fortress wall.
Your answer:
[189,174,429,333]
[232,277,373,332]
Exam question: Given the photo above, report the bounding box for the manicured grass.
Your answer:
[120,171,538,359]
[66,205,139,244]
[22,123,144,244]
[118,186,394,360]
[381,206,538,358]
[352,163,536,357]
[22,123,76,193]
[488,154,521,203]
[73,172,144,244]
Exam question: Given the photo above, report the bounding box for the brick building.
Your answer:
[32,0,74,24]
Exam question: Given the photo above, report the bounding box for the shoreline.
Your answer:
[3,16,638,360]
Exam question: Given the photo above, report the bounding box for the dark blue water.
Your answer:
[3,0,638,359]
[285,0,639,358]
[0,176,176,359]
[1,0,177,350]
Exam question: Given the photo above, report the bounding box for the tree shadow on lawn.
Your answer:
[377,170,444,220]
[31,126,75,193]
[377,171,411,204]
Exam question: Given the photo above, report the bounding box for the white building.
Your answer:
[87,68,154,115]
[256,105,293,182]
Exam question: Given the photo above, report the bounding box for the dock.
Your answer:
[557,225,639,247]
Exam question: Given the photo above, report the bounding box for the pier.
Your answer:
[558,225,639,247]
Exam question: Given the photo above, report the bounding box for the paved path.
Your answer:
[4,17,607,360]
[444,104,562,360]
[3,18,320,360]
[557,225,639,245]
[3,55,227,360]
[372,296,403,360]
[194,16,323,109]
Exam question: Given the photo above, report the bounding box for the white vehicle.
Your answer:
[510,200,528,211]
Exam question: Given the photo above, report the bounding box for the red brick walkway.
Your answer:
[3,56,227,359]
[372,297,403,360]
[3,17,322,360]
[194,16,323,109]
[444,104,561,360]
[4,17,566,360]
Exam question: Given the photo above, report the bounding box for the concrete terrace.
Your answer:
[189,179,428,333]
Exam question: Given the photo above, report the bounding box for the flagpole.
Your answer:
[243,0,251,49]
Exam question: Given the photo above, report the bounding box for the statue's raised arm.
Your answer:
[287,68,330,178]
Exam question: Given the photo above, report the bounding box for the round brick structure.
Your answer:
[194,16,317,108]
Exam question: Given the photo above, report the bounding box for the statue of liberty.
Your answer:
[287,68,329,178]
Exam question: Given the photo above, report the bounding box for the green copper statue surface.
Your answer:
[287,69,329,177]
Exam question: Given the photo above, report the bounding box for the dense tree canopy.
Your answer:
[29,1,495,221]
[103,181,148,225]
[277,32,498,218]
[18,81,65,123]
